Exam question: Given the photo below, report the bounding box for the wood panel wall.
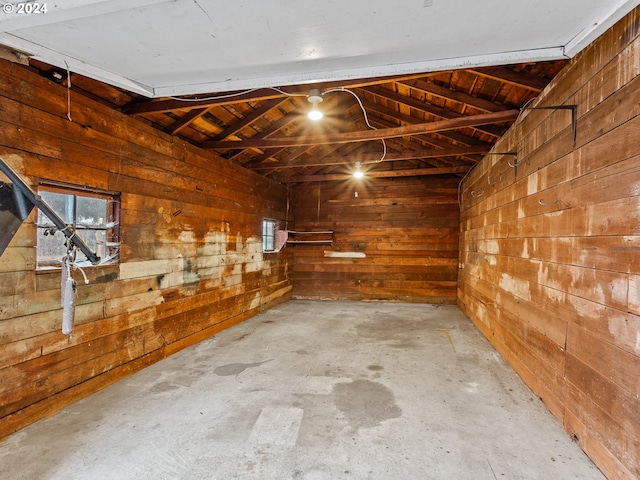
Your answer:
[458,9,640,479]
[291,176,459,302]
[0,59,292,439]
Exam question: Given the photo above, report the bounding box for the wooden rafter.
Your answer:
[397,79,512,112]
[209,98,288,142]
[367,124,486,164]
[287,166,472,183]
[234,108,364,165]
[380,139,468,167]
[271,142,361,181]
[224,101,304,161]
[243,147,287,166]
[165,107,209,135]
[468,66,548,92]
[252,146,490,170]
[360,97,490,148]
[362,85,506,138]
[122,72,434,115]
[203,110,519,149]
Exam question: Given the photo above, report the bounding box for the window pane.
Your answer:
[77,196,108,227]
[36,185,120,269]
[262,219,276,252]
[38,191,74,225]
[36,228,67,264]
[75,229,107,261]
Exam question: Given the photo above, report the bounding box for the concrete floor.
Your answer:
[0,300,604,480]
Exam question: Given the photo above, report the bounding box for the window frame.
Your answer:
[36,183,120,270]
[262,218,277,253]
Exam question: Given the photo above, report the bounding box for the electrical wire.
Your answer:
[168,85,386,163]
[322,87,387,164]
[168,86,307,102]
[64,60,72,121]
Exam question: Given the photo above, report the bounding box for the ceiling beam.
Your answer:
[208,98,288,142]
[362,85,506,138]
[270,142,363,182]
[224,101,303,161]
[202,110,519,149]
[367,119,486,164]
[122,72,433,116]
[242,147,287,166]
[237,108,364,165]
[380,139,467,167]
[164,107,209,135]
[468,66,548,92]
[397,79,512,112]
[287,166,472,183]
[360,97,490,148]
[252,146,489,170]
[124,89,288,116]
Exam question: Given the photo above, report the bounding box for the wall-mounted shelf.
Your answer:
[285,230,334,245]
[272,230,334,252]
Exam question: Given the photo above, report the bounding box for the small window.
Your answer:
[262,219,276,252]
[36,185,120,269]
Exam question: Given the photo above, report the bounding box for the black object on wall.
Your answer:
[0,157,100,264]
[0,181,34,256]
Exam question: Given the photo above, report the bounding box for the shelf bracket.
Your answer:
[525,105,578,146]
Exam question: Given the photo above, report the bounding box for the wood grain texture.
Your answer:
[0,58,292,439]
[458,8,640,479]
[291,176,459,303]
[203,110,519,149]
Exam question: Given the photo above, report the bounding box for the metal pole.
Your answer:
[0,157,101,264]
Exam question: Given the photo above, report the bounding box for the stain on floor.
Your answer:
[333,379,401,429]
[356,315,425,348]
[150,381,182,394]
[214,360,272,377]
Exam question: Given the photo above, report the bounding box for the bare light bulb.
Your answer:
[307,88,324,121]
[353,162,364,178]
[308,107,323,121]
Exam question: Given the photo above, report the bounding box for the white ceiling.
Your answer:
[0,0,637,98]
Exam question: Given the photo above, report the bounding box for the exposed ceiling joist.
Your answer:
[288,166,472,183]
[122,72,435,116]
[468,66,549,92]
[252,146,491,171]
[361,85,506,138]
[222,103,304,161]
[359,96,491,150]
[208,98,288,142]
[203,110,520,149]
[397,79,514,112]
[165,107,210,135]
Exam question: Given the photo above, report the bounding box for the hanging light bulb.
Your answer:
[353,161,364,179]
[307,88,323,121]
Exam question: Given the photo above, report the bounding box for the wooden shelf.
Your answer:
[287,240,333,244]
[280,230,333,246]
[276,230,333,250]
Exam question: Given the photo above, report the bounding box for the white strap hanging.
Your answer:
[61,251,77,336]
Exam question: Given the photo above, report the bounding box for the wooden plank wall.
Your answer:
[0,59,292,439]
[291,176,459,302]
[458,9,640,479]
